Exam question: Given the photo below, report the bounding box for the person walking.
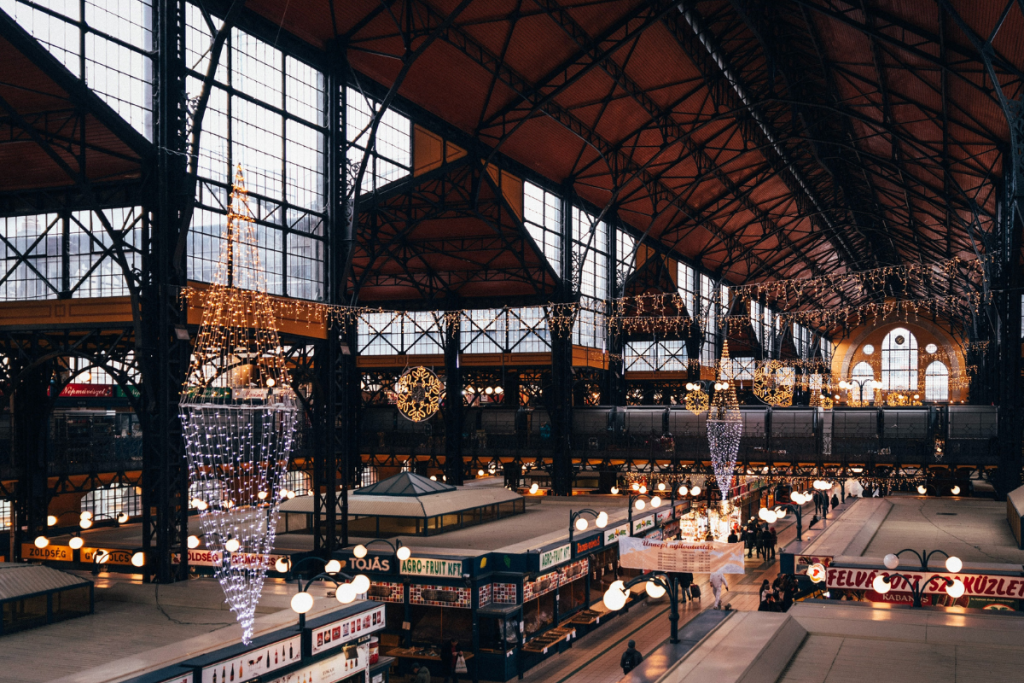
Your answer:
[440,638,462,683]
[710,569,729,609]
[768,526,778,560]
[679,572,694,604]
[621,640,643,675]
[831,493,840,510]
[412,663,432,683]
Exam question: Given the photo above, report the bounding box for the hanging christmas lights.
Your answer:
[707,342,742,503]
[179,166,299,645]
[395,366,444,421]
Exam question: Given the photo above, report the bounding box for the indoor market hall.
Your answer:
[1,2,1024,683]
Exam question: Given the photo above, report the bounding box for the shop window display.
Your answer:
[523,591,556,638]
[409,605,473,646]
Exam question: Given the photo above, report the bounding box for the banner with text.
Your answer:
[827,567,1024,599]
[619,538,744,574]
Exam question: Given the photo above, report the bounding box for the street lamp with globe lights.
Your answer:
[351,538,412,565]
[286,556,370,629]
[627,492,664,532]
[882,548,962,573]
[603,571,682,643]
[758,501,804,541]
[568,509,608,557]
[871,572,965,608]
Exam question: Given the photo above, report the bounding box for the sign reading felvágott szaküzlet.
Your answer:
[400,557,463,577]
[539,544,571,570]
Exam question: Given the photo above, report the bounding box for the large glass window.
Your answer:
[346,87,411,192]
[572,208,608,349]
[81,484,141,519]
[615,227,636,296]
[699,274,719,365]
[1,0,155,138]
[185,5,325,299]
[925,361,949,402]
[1,208,143,301]
[881,327,918,390]
[523,183,562,276]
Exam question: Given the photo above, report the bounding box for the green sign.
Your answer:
[400,557,464,578]
[539,544,571,571]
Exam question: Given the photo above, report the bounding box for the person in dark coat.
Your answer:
[441,638,463,683]
[727,529,738,544]
[768,527,778,560]
[621,640,643,674]
[831,493,840,509]
[678,572,694,604]
[758,579,771,611]
[742,527,754,558]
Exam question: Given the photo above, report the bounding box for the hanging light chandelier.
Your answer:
[179,165,299,644]
[708,341,742,502]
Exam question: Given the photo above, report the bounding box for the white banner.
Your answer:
[619,538,745,574]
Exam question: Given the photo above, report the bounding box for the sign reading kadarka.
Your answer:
[619,537,745,574]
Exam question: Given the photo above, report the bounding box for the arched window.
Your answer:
[851,362,874,402]
[881,327,918,390]
[925,361,949,402]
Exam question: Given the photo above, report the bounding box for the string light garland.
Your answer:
[179,166,298,645]
[395,367,443,422]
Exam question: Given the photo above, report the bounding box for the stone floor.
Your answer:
[862,495,1024,564]
[0,599,230,683]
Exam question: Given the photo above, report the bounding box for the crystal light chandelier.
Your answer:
[708,341,742,503]
[180,166,299,644]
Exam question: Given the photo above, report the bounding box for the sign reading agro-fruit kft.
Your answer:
[400,557,464,578]
[619,538,745,574]
[538,544,571,571]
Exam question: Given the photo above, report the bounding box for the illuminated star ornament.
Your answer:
[707,341,742,502]
[179,165,299,644]
[395,366,444,422]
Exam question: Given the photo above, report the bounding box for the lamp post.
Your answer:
[839,378,877,405]
[568,509,608,556]
[871,572,965,608]
[882,549,962,573]
[350,538,412,565]
[289,568,367,629]
[758,500,804,542]
[602,572,681,643]
[627,492,666,532]
[34,510,129,552]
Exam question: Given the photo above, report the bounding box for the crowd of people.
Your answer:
[728,518,778,560]
[758,573,798,612]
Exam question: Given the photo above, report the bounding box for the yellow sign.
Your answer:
[21,544,74,562]
[82,547,134,565]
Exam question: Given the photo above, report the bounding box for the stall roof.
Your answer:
[0,562,91,601]
[281,475,522,519]
[354,472,456,497]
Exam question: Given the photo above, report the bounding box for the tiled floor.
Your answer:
[776,634,1024,683]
